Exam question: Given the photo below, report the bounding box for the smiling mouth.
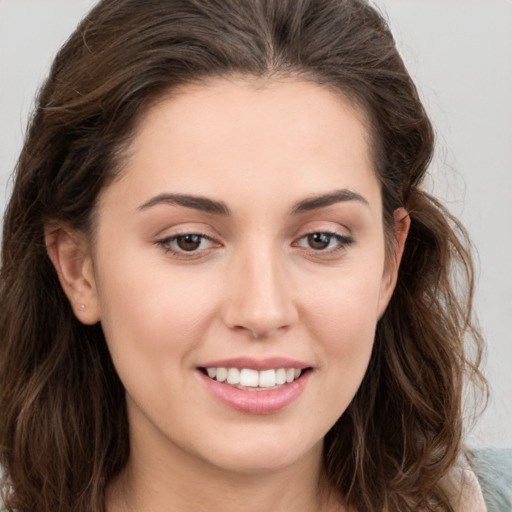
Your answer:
[200,367,309,391]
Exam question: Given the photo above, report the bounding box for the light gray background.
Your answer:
[1,0,511,447]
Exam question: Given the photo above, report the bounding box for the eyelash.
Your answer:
[294,231,354,256]
[156,233,216,258]
[156,231,354,258]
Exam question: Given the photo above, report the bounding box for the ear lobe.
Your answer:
[45,223,100,325]
[377,207,410,317]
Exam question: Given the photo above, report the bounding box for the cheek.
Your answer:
[299,268,383,401]
[94,259,224,430]
[95,254,221,368]
[301,264,384,342]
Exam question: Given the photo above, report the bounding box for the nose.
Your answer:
[221,246,298,339]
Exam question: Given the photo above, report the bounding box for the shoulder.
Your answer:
[455,466,487,512]
[444,455,488,512]
[468,447,512,512]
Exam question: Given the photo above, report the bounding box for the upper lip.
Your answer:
[199,357,311,371]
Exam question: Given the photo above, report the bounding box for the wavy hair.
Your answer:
[0,1,486,511]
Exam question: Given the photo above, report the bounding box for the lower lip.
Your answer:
[198,370,310,415]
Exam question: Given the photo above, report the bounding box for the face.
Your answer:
[78,78,403,476]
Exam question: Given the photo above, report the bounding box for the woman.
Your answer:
[0,0,487,511]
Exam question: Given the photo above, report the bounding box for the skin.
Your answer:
[47,78,409,512]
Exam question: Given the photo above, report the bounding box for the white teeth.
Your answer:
[227,368,240,385]
[240,368,259,387]
[205,366,305,388]
[275,368,286,385]
[216,367,227,382]
[259,369,276,387]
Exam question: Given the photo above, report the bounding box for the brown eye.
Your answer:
[157,232,219,257]
[175,234,203,251]
[307,233,332,250]
[294,231,354,255]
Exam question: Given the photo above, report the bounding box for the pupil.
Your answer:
[177,234,201,251]
[308,233,331,250]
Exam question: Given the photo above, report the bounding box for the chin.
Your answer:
[191,428,324,476]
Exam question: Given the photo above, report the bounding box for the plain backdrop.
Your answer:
[1,0,511,448]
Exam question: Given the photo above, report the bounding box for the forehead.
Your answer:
[136,77,372,156]
[100,77,380,217]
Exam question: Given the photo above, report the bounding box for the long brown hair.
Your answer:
[0,1,486,511]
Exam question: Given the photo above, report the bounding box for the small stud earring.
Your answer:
[79,304,86,311]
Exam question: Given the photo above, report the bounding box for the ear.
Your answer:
[377,207,410,318]
[45,223,100,325]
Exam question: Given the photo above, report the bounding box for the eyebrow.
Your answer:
[138,193,230,215]
[137,188,369,216]
[291,189,369,214]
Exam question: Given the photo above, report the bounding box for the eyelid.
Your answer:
[292,227,355,257]
[295,231,353,247]
[154,226,223,259]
